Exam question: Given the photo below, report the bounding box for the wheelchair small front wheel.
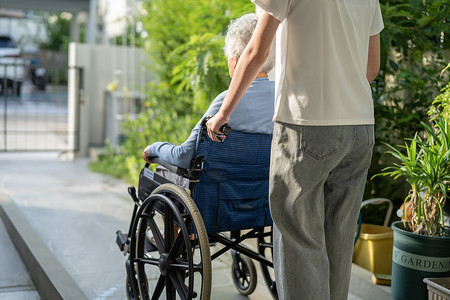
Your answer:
[231,250,257,296]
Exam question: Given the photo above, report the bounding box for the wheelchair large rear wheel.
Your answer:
[258,227,278,299]
[128,183,211,300]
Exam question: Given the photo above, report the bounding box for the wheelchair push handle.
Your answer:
[201,116,232,137]
[219,123,232,136]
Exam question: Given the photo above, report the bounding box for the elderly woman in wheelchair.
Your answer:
[117,13,277,300]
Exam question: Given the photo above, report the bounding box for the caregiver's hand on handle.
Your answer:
[206,111,230,142]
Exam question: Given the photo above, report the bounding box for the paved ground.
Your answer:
[0,152,277,300]
[0,152,390,299]
[0,217,40,300]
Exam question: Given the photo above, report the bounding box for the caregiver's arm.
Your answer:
[206,12,279,142]
[366,34,381,83]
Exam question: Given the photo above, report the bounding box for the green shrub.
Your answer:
[364,0,449,223]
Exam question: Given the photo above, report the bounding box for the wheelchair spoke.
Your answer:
[134,256,159,267]
[168,271,188,300]
[165,276,176,300]
[170,260,190,270]
[241,273,250,285]
[183,262,203,273]
[148,217,164,254]
[168,233,184,259]
[151,275,165,300]
[164,203,175,253]
[169,260,202,274]
[240,262,251,285]
[167,215,194,259]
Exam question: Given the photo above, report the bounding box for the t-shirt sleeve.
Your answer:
[252,0,292,23]
[370,0,384,36]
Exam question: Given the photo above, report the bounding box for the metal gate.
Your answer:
[0,64,79,152]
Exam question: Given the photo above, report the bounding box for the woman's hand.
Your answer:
[206,112,229,142]
[142,146,152,163]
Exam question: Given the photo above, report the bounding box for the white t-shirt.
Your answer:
[252,0,384,125]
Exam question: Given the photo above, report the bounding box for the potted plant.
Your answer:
[375,64,450,300]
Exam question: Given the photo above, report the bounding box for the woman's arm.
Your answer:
[366,34,380,83]
[206,12,279,141]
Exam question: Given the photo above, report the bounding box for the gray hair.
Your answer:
[224,13,275,73]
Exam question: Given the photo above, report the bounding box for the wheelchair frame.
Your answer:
[117,158,277,300]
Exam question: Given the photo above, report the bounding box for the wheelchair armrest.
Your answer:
[149,155,205,181]
[150,157,188,177]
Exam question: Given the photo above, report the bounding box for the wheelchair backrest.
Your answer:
[193,127,273,233]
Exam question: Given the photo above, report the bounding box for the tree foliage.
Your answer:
[141,0,253,114]
[36,13,72,52]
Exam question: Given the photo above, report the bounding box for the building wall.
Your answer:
[68,42,156,156]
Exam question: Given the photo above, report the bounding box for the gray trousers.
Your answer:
[269,123,374,300]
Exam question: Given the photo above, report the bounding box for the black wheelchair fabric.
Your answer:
[193,129,273,233]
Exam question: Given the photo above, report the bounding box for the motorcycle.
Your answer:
[30,58,47,91]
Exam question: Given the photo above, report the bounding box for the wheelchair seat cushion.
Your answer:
[193,129,273,233]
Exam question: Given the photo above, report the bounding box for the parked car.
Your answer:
[0,35,25,96]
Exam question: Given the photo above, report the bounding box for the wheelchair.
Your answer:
[116,120,277,300]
